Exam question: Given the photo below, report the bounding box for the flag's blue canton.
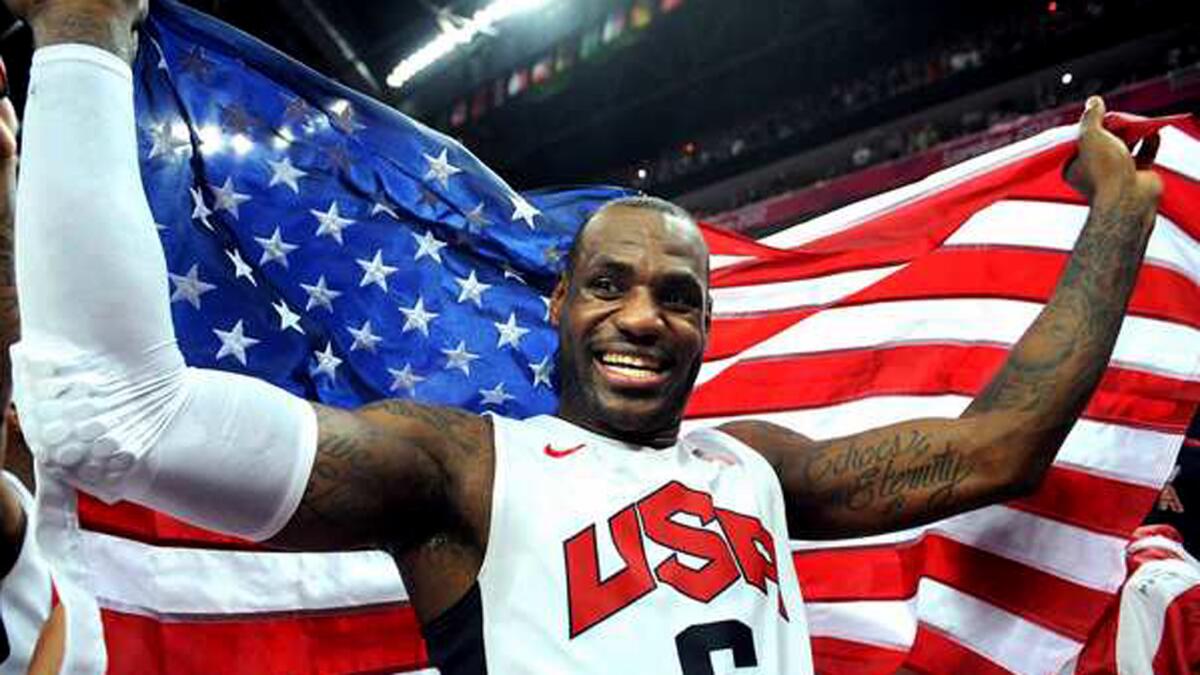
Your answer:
[135,1,634,415]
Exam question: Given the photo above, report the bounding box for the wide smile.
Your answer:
[593,350,671,390]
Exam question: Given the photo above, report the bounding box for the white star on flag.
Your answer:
[267,156,307,193]
[479,382,516,407]
[541,296,552,321]
[371,199,399,220]
[328,100,365,134]
[147,121,189,160]
[213,320,260,366]
[412,229,448,264]
[312,342,342,381]
[300,275,342,312]
[272,299,304,334]
[255,227,299,267]
[423,148,463,190]
[225,248,257,286]
[312,202,355,245]
[442,340,480,376]
[399,296,439,336]
[348,320,383,353]
[168,264,217,309]
[465,202,490,232]
[494,312,530,350]
[210,177,252,219]
[388,363,425,396]
[509,194,540,230]
[454,269,492,308]
[502,263,527,285]
[356,250,399,292]
[530,355,554,389]
[190,186,214,230]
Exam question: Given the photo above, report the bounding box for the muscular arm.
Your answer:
[271,401,492,553]
[724,99,1164,539]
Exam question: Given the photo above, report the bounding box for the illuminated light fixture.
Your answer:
[387,0,557,90]
[1061,72,1073,85]
[636,168,648,180]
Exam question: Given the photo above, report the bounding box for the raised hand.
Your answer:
[1065,96,1163,215]
[3,0,148,62]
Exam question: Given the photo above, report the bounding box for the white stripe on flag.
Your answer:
[805,598,918,648]
[713,298,1199,380]
[711,265,903,316]
[760,125,1078,249]
[945,201,1200,284]
[918,578,1084,675]
[789,504,1126,592]
[1156,126,1200,181]
[82,530,407,616]
[687,398,1182,488]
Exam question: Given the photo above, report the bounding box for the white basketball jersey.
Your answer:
[474,415,814,674]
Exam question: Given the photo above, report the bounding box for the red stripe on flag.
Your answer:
[903,625,1015,675]
[700,222,787,258]
[810,637,908,675]
[687,344,1199,434]
[100,604,427,675]
[77,494,264,550]
[704,249,1197,361]
[706,309,816,361]
[1011,465,1160,537]
[793,535,1109,643]
[847,248,1200,329]
[787,146,1074,255]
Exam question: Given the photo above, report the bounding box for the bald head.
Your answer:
[566,196,708,279]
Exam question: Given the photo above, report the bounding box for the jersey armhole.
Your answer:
[475,413,511,587]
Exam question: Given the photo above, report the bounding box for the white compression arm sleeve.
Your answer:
[11,45,317,541]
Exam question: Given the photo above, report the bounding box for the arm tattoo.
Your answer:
[803,431,974,520]
[275,401,483,552]
[968,188,1153,442]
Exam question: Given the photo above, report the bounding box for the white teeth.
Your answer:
[599,353,660,371]
[604,364,658,380]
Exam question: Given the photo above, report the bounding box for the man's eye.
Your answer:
[662,288,701,310]
[590,277,621,296]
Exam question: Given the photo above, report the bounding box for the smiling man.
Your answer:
[5,0,1167,673]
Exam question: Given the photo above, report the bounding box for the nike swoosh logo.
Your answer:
[544,443,586,459]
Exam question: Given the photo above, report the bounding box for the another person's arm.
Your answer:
[0,58,24,576]
[8,0,488,554]
[724,98,1164,539]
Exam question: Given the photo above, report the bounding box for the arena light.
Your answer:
[387,0,557,90]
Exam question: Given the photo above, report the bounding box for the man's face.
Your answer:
[550,206,710,446]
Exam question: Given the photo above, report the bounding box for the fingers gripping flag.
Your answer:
[41,1,1200,673]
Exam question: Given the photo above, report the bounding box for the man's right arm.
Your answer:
[8,0,482,553]
[272,401,491,552]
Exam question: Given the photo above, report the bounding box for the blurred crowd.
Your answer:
[615,0,1198,215]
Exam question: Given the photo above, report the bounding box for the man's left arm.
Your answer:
[723,98,1165,539]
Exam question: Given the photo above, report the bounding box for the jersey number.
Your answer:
[675,620,758,675]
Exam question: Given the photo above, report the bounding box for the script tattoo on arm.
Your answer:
[268,400,491,553]
[724,185,1158,539]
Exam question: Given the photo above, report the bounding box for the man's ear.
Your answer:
[549,274,569,327]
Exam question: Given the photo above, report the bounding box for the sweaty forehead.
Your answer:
[575,205,709,276]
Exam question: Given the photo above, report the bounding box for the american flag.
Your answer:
[36,1,1200,673]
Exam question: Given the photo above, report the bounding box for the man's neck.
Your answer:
[555,410,680,449]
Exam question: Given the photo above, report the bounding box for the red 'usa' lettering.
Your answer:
[563,481,785,637]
